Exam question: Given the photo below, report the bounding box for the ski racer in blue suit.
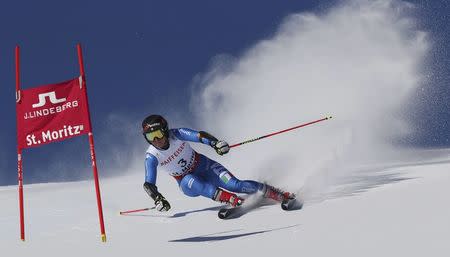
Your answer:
[142,114,293,212]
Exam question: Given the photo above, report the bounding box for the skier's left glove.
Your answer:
[212,140,230,155]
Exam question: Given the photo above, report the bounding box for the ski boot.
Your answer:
[263,184,292,201]
[213,189,244,207]
[262,184,298,210]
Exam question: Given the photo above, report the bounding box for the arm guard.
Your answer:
[198,131,218,146]
[143,182,163,201]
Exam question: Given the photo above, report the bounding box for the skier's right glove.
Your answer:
[154,195,171,212]
[143,182,171,212]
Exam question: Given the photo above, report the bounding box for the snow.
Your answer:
[3,0,448,255]
[2,150,450,256]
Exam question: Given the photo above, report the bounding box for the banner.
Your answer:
[16,77,90,149]
[15,44,106,242]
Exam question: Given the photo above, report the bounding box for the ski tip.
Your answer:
[281,198,304,211]
[218,207,242,219]
[218,208,229,219]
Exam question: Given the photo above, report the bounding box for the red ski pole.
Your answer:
[119,207,155,215]
[230,116,332,149]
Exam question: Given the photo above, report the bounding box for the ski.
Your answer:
[218,206,243,219]
[281,197,303,211]
[217,195,265,219]
[218,194,303,219]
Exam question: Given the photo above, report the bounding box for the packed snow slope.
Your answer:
[1,149,449,256]
[3,0,449,256]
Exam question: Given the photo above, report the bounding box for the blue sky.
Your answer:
[0,0,448,186]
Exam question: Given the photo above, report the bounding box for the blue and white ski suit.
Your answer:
[145,128,264,199]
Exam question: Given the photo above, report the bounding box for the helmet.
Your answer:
[142,114,169,144]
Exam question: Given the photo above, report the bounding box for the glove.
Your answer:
[212,140,230,155]
[143,182,171,212]
[154,195,171,212]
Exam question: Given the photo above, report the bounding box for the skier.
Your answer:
[142,114,294,212]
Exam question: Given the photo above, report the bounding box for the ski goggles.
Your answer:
[144,129,165,141]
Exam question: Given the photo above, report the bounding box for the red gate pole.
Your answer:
[15,46,25,241]
[76,44,107,242]
[15,45,25,241]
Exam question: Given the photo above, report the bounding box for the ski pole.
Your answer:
[230,116,332,148]
[119,207,155,215]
